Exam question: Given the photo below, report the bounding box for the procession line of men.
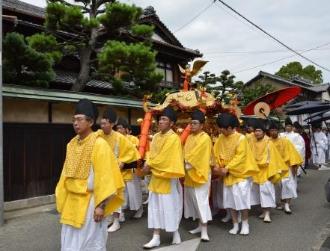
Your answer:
[55,99,304,250]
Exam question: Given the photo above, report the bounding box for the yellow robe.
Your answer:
[247,132,268,145]
[97,129,140,181]
[246,132,254,142]
[249,135,286,184]
[270,137,303,178]
[147,129,185,194]
[213,132,259,186]
[55,133,125,228]
[127,134,140,159]
[127,134,140,148]
[184,131,212,187]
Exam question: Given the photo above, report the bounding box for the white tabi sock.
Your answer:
[189,223,202,234]
[172,230,181,245]
[107,218,120,232]
[143,234,160,249]
[284,203,292,214]
[263,211,271,223]
[201,225,209,242]
[240,220,249,235]
[133,206,144,219]
[229,223,239,235]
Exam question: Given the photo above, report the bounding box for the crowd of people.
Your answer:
[55,99,329,250]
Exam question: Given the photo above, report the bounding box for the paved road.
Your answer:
[0,169,329,251]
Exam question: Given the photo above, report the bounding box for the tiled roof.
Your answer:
[54,70,140,90]
[3,0,45,19]
[291,76,315,87]
[245,71,328,93]
[54,70,77,84]
[54,70,113,90]
[151,38,202,57]
[308,83,330,93]
[140,6,183,47]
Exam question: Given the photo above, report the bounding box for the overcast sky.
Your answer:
[21,0,330,84]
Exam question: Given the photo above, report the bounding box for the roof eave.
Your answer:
[3,84,144,108]
[152,39,202,58]
[244,71,322,93]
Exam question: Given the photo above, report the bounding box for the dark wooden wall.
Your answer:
[3,123,75,201]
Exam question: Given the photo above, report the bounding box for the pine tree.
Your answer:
[3,32,62,87]
[45,0,162,92]
[195,70,243,104]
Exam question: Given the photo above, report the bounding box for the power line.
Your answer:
[215,0,330,72]
[233,55,299,74]
[214,1,330,57]
[173,1,215,34]
[204,47,330,55]
[233,41,330,74]
[214,2,292,49]
[214,1,261,37]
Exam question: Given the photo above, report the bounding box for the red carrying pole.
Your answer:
[180,124,191,144]
[138,111,153,159]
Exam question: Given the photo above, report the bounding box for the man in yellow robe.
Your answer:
[115,117,144,219]
[241,119,255,141]
[127,125,140,147]
[56,99,124,251]
[97,107,140,232]
[183,110,212,241]
[249,119,286,223]
[142,106,185,249]
[269,121,303,214]
[213,113,259,235]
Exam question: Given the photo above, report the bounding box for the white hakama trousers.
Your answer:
[123,173,143,211]
[211,179,224,211]
[250,181,276,208]
[312,148,326,165]
[184,176,212,223]
[223,178,252,211]
[148,179,183,232]
[61,196,108,251]
[281,169,298,200]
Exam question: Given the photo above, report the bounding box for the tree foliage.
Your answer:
[45,0,162,92]
[26,33,63,64]
[194,70,244,104]
[97,41,162,94]
[275,61,323,84]
[193,70,275,106]
[3,32,61,87]
[194,71,216,87]
[240,82,275,106]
